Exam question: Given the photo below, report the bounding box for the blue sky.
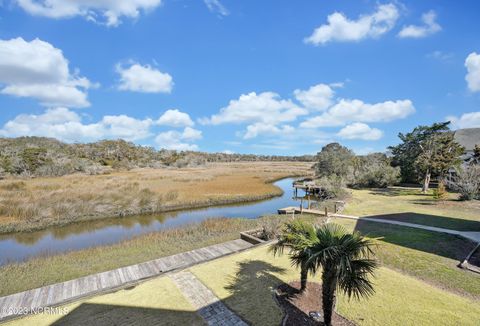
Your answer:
[1,0,480,155]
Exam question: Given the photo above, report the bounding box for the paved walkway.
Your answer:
[171,271,247,326]
[0,239,253,322]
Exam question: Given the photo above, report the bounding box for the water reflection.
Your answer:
[0,178,300,265]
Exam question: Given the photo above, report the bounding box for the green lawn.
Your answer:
[5,276,204,326]
[344,187,480,231]
[334,218,480,297]
[190,245,480,326]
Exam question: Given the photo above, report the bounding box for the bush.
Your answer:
[446,166,480,200]
[433,181,448,201]
[314,175,349,200]
[351,153,399,188]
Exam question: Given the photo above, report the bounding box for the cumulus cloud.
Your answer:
[155,127,202,151]
[244,123,294,139]
[447,112,480,129]
[300,99,415,128]
[304,3,399,45]
[0,108,152,142]
[202,92,307,125]
[15,0,163,27]
[465,52,480,92]
[293,83,334,111]
[398,10,441,38]
[337,122,383,140]
[0,108,203,148]
[116,63,173,93]
[204,0,229,16]
[0,37,94,108]
[156,109,194,127]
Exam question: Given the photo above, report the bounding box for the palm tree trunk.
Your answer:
[322,268,337,326]
[300,264,308,293]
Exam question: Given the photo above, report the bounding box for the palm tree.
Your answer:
[269,220,317,292]
[308,223,377,326]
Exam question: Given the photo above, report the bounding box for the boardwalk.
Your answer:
[0,239,253,322]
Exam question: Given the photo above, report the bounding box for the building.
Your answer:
[454,128,480,163]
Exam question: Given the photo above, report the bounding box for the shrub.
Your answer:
[433,181,448,201]
[259,216,283,240]
[351,153,399,188]
[314,175,349,200]
[446,166,480,200]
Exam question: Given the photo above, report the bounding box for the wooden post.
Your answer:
[324,207,328,217]
[300,198,303,213]
[308,195,311,210]
[334,203,337,213]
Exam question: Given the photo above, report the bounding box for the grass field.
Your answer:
[334,218,480,298]
[4,275,204,326]
[8,245,478,326]
[190,245,480,326]
[0,162,312,233]
[344,187,480,230]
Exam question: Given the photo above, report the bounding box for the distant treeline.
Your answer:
[0,137,315,177]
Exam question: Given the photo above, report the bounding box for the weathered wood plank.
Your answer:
[0,239,256,322]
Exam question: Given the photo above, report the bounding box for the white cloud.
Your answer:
[155,127,202,151]
[427,50,453,62]
[300,99,415,128]
[465,52,480,92]
[181,126,202,141]
[244,123,294,139]
[0,37,93,108]
[304,4,399,45]
[204,0,229,16]
[202,92,307,125]
[156,109,194,127]
[15,0,163,27]
[337,122,383,140]
[0,108,155,142]
[222,150,234,154]
[116,63,173,93]
[398,10,441,38]
[293,83,334,111]
[447,112,480,129]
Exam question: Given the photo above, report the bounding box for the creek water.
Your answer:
[0,178,301,265]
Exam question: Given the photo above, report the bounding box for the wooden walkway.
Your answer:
[0,239,253,322]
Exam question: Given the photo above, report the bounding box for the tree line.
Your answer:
[0,137,315,178]
[313,121,480,200]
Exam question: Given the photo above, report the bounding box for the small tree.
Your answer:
[314,143,355,180]
[308,223,377,326]
[433,181,448,202]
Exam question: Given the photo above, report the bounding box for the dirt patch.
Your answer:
[275,281,354,326]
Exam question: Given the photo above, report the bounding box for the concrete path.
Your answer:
[0,239,253,322]
[171,271,247,326]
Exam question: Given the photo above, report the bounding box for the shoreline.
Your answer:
[0,162,312,234]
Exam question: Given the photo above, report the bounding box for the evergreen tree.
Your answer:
[389,122,464,192]
[314,143,355,179]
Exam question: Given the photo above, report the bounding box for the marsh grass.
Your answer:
[0,215,317,297]
[0,162,312,233]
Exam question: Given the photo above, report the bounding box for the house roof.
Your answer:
[454,128,480,151]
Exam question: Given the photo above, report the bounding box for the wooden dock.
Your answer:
[0,238,254,322]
